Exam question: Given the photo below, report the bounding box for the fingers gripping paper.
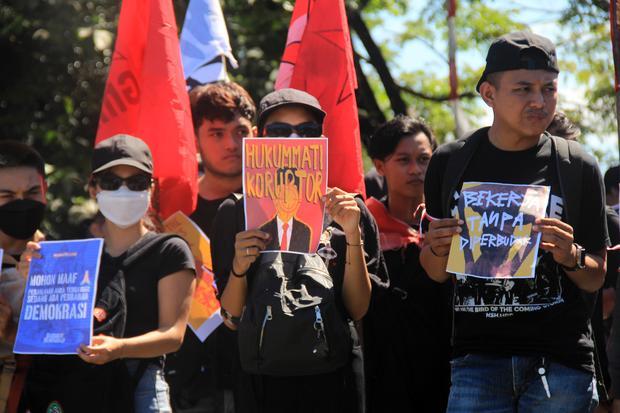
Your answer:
[446,182,551,279]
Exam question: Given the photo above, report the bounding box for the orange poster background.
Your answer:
[243,138,328,254]
[163,212,222,340]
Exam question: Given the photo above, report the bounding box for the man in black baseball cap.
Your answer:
[421,31,609,412]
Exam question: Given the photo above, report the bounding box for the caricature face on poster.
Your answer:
[447,182,551,279]
[243,138,328,254]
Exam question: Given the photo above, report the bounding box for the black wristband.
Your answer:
[430,245,448,258]
[231,265,246,278]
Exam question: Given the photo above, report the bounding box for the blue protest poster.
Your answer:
[14,239,103,354]
[0,249,3,272]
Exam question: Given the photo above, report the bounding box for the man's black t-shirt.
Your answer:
[424,131,609,372]
[100,233,196,338]
[190,195,231,239]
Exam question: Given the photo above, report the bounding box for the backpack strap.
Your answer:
[440,127,489,217]
[549,135,584,240]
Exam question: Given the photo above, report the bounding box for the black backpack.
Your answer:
[24,232,178,413]
[237,251,352,376]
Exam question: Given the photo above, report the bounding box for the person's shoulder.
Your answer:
[158,234,192,255]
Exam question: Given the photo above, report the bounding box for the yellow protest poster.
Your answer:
[446,182,550,279]
[164,211,222,341]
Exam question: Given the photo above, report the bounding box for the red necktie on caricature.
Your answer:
[281,222,289,251]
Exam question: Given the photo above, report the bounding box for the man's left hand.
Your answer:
[533,218,576,268]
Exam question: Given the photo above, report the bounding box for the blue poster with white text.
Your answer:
[14,239,103,354]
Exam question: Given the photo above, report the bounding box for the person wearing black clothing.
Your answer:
[165,81,258,412]
[0,141,48,411]
[422,32,609,412]
[363,115,451,412]
[212,89,377,412]
[21,135,196,412]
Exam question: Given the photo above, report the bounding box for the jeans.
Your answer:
[447,354,597,413]
[126,359,172,413]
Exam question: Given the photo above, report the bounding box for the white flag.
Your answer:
[180,0,238,88]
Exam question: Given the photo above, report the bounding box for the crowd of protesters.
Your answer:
[0,30,619,413]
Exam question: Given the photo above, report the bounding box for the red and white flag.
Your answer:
[95,0,197,218]
[275,0,365,196]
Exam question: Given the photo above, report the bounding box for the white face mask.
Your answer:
[96,186,150,229]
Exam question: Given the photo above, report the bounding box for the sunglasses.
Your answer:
[94,172,152,191]
[263,122,322,138]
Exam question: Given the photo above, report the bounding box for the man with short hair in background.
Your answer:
[0,140,48,410]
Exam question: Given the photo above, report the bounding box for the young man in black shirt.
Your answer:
[0,141,47,410]
[165,81,257,411]
[421,32,609,412]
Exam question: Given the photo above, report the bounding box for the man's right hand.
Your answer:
[17,241,42,279]
[425,218,463,257]
[231,230,270,276]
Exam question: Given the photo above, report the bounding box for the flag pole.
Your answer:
[610,0,620,150]
[447,0,465,139]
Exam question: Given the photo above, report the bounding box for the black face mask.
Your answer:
[0,199,45,240]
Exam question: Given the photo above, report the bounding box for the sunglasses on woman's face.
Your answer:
[94,172,152,191]
[263,122,323,138]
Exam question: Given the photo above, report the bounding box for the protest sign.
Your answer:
[447,182,550,279]
[14,239,103,354]
[0,249,3,273]
[164,212,222,341]
[243,137,328,254]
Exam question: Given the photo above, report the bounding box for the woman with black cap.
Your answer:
[20,134,196,413]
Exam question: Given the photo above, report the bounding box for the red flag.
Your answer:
[275,0,365,196]
[95,0,197,219]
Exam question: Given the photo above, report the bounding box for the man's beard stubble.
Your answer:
[201,156,242,179]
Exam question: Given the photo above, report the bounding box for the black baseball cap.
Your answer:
[476,31,559,92]
[92,134,153,174]
[257,88,326,134]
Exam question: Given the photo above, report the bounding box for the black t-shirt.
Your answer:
[364,199,451,412]
[190,195,231,239]
[100,233,195,338]
[424,131,609,372]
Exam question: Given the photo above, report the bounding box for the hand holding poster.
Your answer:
[446,182,550,279]
[243,138,328,254]
[164,212,222,342]
[14,239,103,354]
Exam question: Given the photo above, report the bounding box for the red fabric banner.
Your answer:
[275,0,365,197]
[95,0,197,218]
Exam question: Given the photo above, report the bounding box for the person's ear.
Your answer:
[480,81,496,108]
[88,178,98,199]
[250,125,258,137]
[373,159,385,176]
